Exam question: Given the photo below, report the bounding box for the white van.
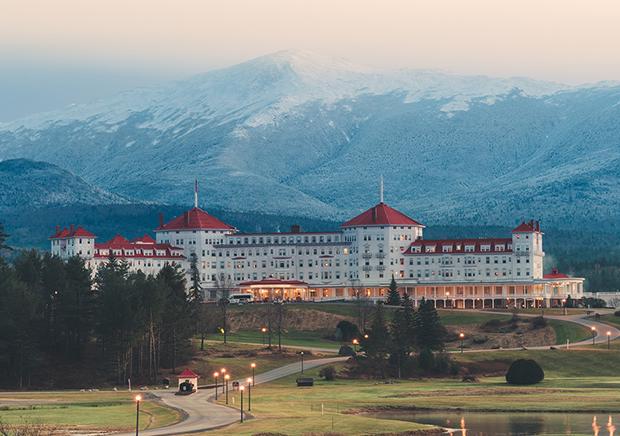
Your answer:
[228,293,255,305]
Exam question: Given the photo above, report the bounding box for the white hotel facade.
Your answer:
[51,194,584,309]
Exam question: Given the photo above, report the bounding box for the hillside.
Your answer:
[0,51,619,228]
[0,158,129,210]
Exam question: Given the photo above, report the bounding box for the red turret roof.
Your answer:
[342,202,423,228]
[50,225,96,239]
[178,369,199,378]
[512,220,542,233]
[156,207,235,231]
[132,234,156,244]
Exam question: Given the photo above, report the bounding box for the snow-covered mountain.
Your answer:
[0,159,130,210]
[1,50,619,228]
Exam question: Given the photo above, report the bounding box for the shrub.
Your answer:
[334,320,361,342]
[614,310,620,317]
[531,316,547,329]
[480,319,503,332]
[462,374,478,383]
[319,366,337,381]
[338,345,356,356]
[505,359,544,385]
[472,335,488,344]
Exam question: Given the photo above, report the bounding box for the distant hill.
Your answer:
[0,158,130,209]
[1,50,619,229]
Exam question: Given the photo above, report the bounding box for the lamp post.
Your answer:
[224,374,230,404]
[352,338,359,353]
[591,326,597,345]
[213,372,219,400]
[134,395,142,436]
[239,385,245,423]
[607,331,612,350]
[261,327,267,345]
[459,332,465,354]
[246,377,252,411]
[364,334,369,340]
[220,368,226,395]
[300,351,304,374]
[251,362,256,386]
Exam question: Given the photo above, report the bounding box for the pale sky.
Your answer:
[2,0,620,120]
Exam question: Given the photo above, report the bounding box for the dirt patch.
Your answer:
[446,318,556,350]
[228,307,354,332]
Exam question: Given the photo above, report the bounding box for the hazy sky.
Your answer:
[2,0,620,120]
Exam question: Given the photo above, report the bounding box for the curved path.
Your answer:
[109,356,347,436]
[106,311,618,435]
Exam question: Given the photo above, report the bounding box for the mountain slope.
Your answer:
[0,50,619,228]
[0,159,130,209]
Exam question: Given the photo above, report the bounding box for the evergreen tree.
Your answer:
[61,256,95,359]
[389,293,416,377]
[360,303,391,378]
[386,275,401,306]
[415,298,446,352]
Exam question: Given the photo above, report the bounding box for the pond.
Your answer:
[373,411,619,435]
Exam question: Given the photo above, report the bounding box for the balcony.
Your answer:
[376,265,386,271]
[375,252,386,259]
[362,253,372,259]
[362,265,373,271]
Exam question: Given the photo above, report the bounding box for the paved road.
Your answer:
[108,356,347,436]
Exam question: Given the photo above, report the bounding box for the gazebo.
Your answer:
[177,369,199,392]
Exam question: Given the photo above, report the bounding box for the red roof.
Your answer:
[157,207,235,231]
[94,234,184,259]
[341,202,423,228]
[512,220,541,233]
[178,369,199,378]
[50,225,96,239]
[405,238,513,255]
[239,279,308,287]
[544,268,569,279]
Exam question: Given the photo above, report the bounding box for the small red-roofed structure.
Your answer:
[177,369,199,392]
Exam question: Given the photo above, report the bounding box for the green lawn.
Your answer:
[216,329,342,350]
[0,392,180,431]
[548,319,591,345]
[211,348,620,435]
[599,313,620,327]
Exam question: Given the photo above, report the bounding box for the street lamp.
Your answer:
[364,334,369,340]
[246,377,252,411]
[239,385,245,423]
[220,368,226,395]
[213,372,219,400]
[607,331,612,349]
[261,327,267,345]
[134,395,142,436]
[300,351,304,374]
[352,338,359,352]
[591,326,597,345]
[251,362,256,386]
[224,374,230,404]
[459,332,465,354]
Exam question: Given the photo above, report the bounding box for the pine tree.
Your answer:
[386,275,401,306]
[415,298,446,352]
[389,293,416,377]
[360,303,391,378]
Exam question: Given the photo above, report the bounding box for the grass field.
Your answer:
[211,347,620,435]
[548,319,591,344]
[599,313,620,328]
[0,391,180,431]
[217,329,341,350]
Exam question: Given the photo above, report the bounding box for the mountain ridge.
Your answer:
[0,50,619,229]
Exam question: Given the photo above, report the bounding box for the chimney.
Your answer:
[70,224,75,234]
[159,212,164,228]
[55,225,60,233]
[290,224,301,234]
[372,206,377,223]
[184,211,189,226]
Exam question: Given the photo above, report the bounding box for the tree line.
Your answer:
[353,277,453,378]
[0,225,200,388]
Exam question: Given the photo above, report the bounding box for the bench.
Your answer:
[296,377,314,387]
